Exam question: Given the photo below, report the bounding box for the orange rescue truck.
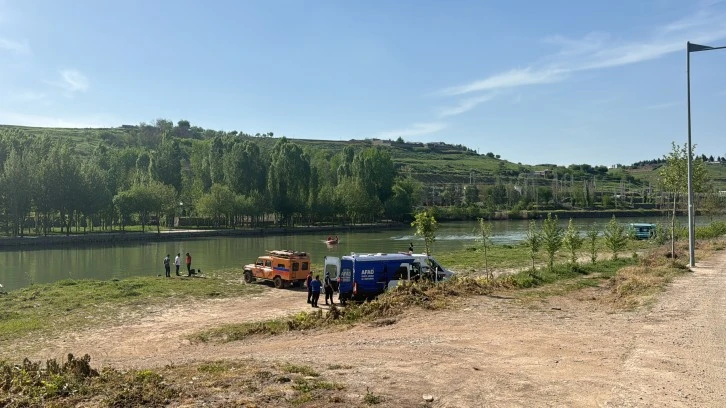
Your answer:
[243,250,311,289]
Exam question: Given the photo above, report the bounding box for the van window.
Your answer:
[277,264,285,268]
[292,262,299,271]
[264,260,272,267]
[302,262,309,270]
[393,266,408,280]
[325,264,337,279]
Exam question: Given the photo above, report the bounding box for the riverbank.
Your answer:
[2,239,724,407]
[0,222,404,249]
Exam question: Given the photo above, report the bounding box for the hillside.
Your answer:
[2,123,725,192]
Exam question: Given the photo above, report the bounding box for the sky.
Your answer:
[1,0,725,166]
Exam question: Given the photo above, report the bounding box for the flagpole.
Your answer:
[685,42,726,268]
[686,42,695,267]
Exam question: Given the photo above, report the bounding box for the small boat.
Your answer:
[325,237,339,245]
[628,223,656,240]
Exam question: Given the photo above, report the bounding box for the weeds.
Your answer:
[364,387,383,405]
[0,355,347,407]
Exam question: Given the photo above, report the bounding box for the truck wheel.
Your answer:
[273,276,283,289]
[243,271,253,283]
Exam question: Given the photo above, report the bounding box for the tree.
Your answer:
[463,184,479,206]
[209,136,225,185]
[352,147,396,204]
[196,183,237,226]
[1,148,32,236]
[476,218,493,279]
[151,134,182,192]
[267,138,310,225]
[659,142,708,259]
[586,224,599,264]
[384,177,422,222]
[541,213,564,271]
[524,220,541,272]
[701,191,725,221]
[603,216,628,260]
[563,219,584,265]
[411,210,438,256]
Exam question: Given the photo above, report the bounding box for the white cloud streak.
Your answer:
[58,69,89,92]
[441,67,568,96]
[0,37,30,54]
[375,122,446,139]
[437,94,495,117]
[441,7,726,96]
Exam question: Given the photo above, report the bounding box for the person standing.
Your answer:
[174,253,181,276]
[306,271,313,304]
[324,272,334,305]
[310,275,322,308]
[163,254,171,278]
[185,252,192,276]
[408,242,414,253]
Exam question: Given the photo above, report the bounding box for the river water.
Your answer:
[0,215,719,291]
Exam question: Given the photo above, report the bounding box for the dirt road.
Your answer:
[12,251,726,407]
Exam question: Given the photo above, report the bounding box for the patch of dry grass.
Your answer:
[0,356,351,408]
[604,245,690,309]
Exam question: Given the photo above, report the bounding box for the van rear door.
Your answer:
[324,256,340,290]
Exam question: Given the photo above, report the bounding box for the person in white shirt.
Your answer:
[174,253,181,276]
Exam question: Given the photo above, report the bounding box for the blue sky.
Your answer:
[1,0,725,166]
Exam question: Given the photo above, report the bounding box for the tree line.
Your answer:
[0,127,423,237]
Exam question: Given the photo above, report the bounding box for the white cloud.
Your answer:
[440,67,568,96]
[0,37,30,54]
[440,7,726,96]
[542,32,610,57]
[437,94,495,117]
[57,69,89,92]
[375,122,446,139]
[0,111,118,128]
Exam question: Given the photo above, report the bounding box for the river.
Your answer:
[0,215,720,291]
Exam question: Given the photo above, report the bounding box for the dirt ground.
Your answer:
[7,250,726,407]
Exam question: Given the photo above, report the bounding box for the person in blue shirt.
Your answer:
[310,275,322,307]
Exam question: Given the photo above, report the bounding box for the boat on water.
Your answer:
[628,223,656,240]
[325,236,339,245]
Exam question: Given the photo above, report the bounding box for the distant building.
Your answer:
[533,170,552,177]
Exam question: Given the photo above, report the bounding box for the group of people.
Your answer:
[162,252,193,277]
[305,271,335,307]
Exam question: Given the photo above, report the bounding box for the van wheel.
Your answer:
[243,271,253,283]
[273,276,283,289]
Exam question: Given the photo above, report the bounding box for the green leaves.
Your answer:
[476,218,493,278]
[541,213,564,271]
[411,210,438,256]
[563,219,584,265]
[524,220,541,271]
[603,216,628,260]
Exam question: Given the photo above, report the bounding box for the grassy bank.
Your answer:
[434,235,657,273]
[0,268,262,342]
[190,249,679,344]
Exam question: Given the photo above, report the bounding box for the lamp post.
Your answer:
[686,42,726,267]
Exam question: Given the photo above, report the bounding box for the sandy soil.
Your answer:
[9,251,726,407]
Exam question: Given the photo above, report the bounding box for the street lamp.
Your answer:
[686,41,726,267]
